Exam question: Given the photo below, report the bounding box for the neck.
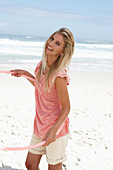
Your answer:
[47,55,58,67]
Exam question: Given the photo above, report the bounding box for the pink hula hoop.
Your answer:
[0,71,63,151]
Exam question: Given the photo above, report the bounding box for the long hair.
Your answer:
[37,28,75,91]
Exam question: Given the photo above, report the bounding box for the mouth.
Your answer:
[47,45,54,51]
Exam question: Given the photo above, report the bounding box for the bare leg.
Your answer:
[48,163,62,170]
[25,152,42,170]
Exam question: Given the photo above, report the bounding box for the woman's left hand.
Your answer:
[42,128,57,146]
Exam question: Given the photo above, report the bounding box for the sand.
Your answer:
[0,68,113,170]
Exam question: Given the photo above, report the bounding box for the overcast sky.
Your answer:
[0,0,113,42]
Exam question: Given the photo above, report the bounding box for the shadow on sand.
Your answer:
[0,166,22,170]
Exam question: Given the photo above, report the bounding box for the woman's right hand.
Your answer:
[10,69,28,77]
[10,69,35,86]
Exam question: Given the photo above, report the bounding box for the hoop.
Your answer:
[0,71,63,151]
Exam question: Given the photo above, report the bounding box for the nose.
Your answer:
[49,40,54,46]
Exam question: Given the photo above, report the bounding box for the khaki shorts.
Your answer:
[28,133,69,165]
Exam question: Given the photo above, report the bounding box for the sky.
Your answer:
[0,0,113,42]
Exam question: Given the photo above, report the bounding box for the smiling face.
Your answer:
[45,33,65,60]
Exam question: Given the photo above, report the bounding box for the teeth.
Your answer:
[48,46,53,51]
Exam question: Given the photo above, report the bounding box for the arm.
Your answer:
[42,76,70,146]
[10,69,35,86]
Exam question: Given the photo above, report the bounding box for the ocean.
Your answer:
[0,34,113,72]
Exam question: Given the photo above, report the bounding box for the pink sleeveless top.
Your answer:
[33,61,70,139]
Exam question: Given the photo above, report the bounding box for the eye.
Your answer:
[50,36,54,41]
[56,42,60,46]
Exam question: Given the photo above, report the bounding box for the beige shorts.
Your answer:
[28,133,69,165]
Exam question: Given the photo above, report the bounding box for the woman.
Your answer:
[11,28,75,170]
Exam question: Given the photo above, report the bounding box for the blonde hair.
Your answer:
[37,28,75,91]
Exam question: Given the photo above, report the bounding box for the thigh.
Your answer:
[25,151,42,168]
[29,133,46,155]
[46,133,69,165]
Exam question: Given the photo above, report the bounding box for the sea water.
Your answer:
[0,34,113,72]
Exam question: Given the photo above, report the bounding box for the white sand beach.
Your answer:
[0,68,113,170]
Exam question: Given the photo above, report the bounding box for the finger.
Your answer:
[16,73,20,77]
[42,140,49,147]
[10,71,14,76]
[42,134,47,141]
[42,139,47,146]
[11,73,20,77]
[11,73,16,76]
[42,136,50,146]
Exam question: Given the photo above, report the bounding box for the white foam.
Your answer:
[0,38,44,56]
[0,37,113,72]
[0,38,45,47]
[76,43,113,50]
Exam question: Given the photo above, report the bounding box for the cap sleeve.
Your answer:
[56,69,70,85]
[34,60,42,75]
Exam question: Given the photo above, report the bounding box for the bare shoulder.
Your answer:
[55,76,70,107]
[55,76,67,89]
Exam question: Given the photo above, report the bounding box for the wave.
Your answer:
[0,35,113,72]
[74,47,113,59]
[76,43,113,52]
[0,38,45,47]
[0,38,44,56]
